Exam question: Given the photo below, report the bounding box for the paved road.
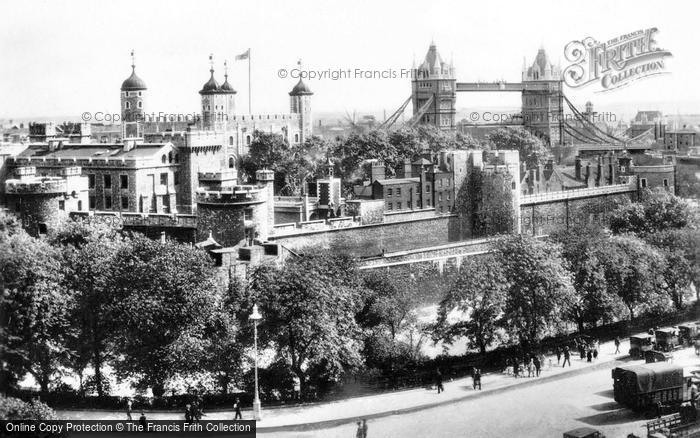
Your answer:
[260,348,700,438]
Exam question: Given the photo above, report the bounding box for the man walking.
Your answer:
[533,355,541,377]
[614,336,621,354]
[472,368,482,390]
[233,397,242,420]
[362,419,368,438]
[355,421,363,438]
[562,346,571,367]
[125,398,133,421]
[555,346,561,365]
[435,369,444,394]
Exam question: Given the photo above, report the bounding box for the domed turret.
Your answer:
[289,78,313,96]
[121,52,147,91]
[220,60,237,94]
[121,51,147,138]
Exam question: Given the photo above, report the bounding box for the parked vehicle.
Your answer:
[630,333,655,359]
[655,327,681,352]
[562,427,604,438]
[679,323,700,346]
[612,363,688,413]
[645,350,673,364]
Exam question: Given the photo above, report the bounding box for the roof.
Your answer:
[195,232,222,250]
[200,70,221,95]
[15,143,176,161]
[614,362,684,393]
[220,75,237,94]
[417,43,448,73]
[563,427,600,438]
[289,79,313,96]
[121,67,147,91]
[374,177,420,185]
[412,157,433,166]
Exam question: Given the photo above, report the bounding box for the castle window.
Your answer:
[168,152,173,163]
[104,174,112,189]
[125,101,130,109]
[138,91,142,97]
[396,188,401,196]
[387,188,393,197]
[121,196,129,210]
[512,181,516,190]
[641,178,647,188]
[246,135,251,146]
[174,171,179,185]
[104,196,112,210]
[88,174,95,189]
[294,133,299,143]
[663,178,669,187]
[387,203,393,211]
[58,200,65,210]
[89,196,95,209]
[229,136,234,146]
[174,154,179,163]
[244,208,253,221]
[162,154,166,164]
[397,202,402,210]
[438,193,443,202]
[228,157,235,168]
[160,173,168,186]
[425,184,430,193]
[120,175,129,189]
[77,200,82,211]
[138,101,142,109]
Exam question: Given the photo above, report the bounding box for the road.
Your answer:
[260,350,700,438]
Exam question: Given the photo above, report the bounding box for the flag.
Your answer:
[235,49,250,61]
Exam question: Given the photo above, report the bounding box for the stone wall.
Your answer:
[268,215,461,257]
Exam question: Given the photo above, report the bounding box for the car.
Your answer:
[563,427,604,438]
[645,350,673,364]
[629,333,655,359]
[655,327,680,352]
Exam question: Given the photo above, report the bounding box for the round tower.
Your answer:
[289,78,313,143]
[121,50,147,138]
[199,54,234,130]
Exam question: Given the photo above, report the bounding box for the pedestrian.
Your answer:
[355,421,363,438]
[587,348,593,363]
[185,404,193,423]
[614,336,621,354]
[233,397,242,420]
[513,358,520,378]
[562,346,571,368]
[139,412,147,429]
[435,369,444,394]
[293,374,301,401]
[527,357,534,377]
[472,368,482,390]
[362,419,368,438]
[533,355,541,377]
[579,344,586,360]
[555,346,561,365]
[593,346,599,360]
[126,398,133,421]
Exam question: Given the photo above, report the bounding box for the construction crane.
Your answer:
[407,95,434,128]
[378,96,412,129]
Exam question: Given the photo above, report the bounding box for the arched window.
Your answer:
[246,135,251,146]
[229,136,234,146]
[168,152,173,163]
[294,133,299,143]
[161,154,166,164]
[228,157,235,168]
[174,154,179,163]
[78,200,83,211]
[125,101,131,109]
[138,101,142,109]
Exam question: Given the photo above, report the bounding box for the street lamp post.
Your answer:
[249,304,263,421]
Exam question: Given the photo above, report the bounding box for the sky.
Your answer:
[1,0,698,122]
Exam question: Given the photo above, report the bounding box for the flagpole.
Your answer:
[248,49,252,114]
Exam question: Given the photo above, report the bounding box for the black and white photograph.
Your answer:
[1,1,699,437]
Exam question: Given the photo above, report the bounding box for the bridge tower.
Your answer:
[411,42,456,131]
[521,48,564,146]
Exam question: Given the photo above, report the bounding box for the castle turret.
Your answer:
[199,54,235,130]
[411,42,456,130]
[289,77,313,143]
[521,47,564,146]
[121,50,147,139]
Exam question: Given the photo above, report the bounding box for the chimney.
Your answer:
[403,159,412,178]
[371,161,385,183]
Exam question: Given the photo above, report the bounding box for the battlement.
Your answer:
[12,155,142,167]
[196,185,268,205]
[5,178,67,195]
[199,170,238,182]
[185,129,224,147]
[229,113,300,122]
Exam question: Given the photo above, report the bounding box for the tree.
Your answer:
[645,227,700,307]
[434,256,508,355]
[280,136,332,195]
[332,130,395,184]
[243,252,363,399]
[593,234,669,319]
[492,235,575,350]
[487,127,546,161]
[52,220,127,396]
[609,188,692,236]
[239,130,291,188]
[0,395,57,420]
[0,231,72,393]
[105,235,220,397]
[550,227,625,330]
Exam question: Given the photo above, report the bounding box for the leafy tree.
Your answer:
[280,136,332,195]
[332,130,395,183]
[0,395,57,420]
[434,256,508,355]
[243,252,363,398]
[105,234,220,397]
[0,231,72,393]
[492,235,575,350]
[550,227,625,330]
[609,188,692,236]
[487,127,546,161]
[593,234,669,319]
[52,220,127,396]
[645,227,700,307]
[240,130,291,188]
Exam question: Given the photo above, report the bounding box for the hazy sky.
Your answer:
[1,0,697,121]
